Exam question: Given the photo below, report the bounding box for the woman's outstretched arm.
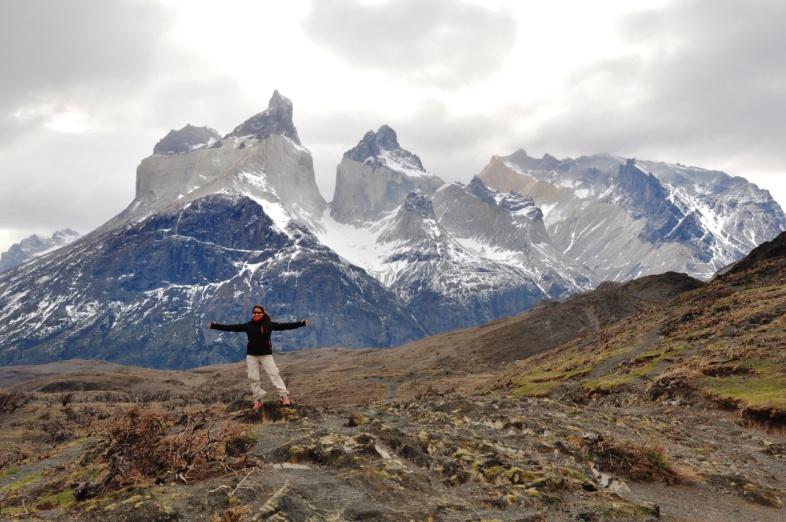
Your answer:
[208,321,246,332]
[270,319,308,331]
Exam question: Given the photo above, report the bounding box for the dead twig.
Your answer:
[9,498,29,518]
[208,469,257,498]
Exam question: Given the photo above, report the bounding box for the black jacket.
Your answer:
[209,315,305,356]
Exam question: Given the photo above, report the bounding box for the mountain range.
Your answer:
[0,91,783,368]
[0,229,79,273]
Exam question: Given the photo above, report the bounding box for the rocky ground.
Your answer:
[0,379,784,521]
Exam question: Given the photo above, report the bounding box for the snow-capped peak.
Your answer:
[344,125,432,178]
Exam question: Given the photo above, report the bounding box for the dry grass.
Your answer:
[0,392,30,416]
[94,406,248,492]
[583,435,694,484]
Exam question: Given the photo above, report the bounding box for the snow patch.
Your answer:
[234,171,293,236]
[378,150,432,178]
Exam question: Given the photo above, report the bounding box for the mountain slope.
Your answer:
[370,192,547,334]
[432,177,593,297]
[510,230,786,424]
[1,259,782,520]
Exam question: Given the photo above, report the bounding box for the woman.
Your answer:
[209,305,307,409]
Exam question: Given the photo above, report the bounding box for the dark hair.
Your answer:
[251,305,265,314]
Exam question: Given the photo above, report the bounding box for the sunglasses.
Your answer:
[252,311,264,315]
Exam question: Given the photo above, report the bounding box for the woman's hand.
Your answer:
[302,319,309,326]
[208,321,214,328]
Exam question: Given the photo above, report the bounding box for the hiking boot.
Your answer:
[252,400,263,411]
[280,396,291,406]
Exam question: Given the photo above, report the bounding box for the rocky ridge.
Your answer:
[479,150,786,281]
[432,177,592,299]
[321,131,594,333]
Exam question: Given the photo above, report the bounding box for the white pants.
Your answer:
[246,355,288,400]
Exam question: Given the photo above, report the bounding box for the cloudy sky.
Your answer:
[1,0,785,252]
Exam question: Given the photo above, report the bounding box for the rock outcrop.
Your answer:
[153,124,220,155]
[109,91,326,234]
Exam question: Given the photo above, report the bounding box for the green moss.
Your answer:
[476,465,506,481]
[3,471,42,492]
[581,374,635,392]
[504,467,532,484]
[627,342,691,377]
[0,466,18,479]
[701,375,786,410]
[511,335,646,398]
[512,360,596,397]
[34,488,76,509]
[511,380,561,397]
[738,359,783,374]
[451,447,474,461]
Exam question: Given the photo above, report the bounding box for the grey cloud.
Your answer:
[0,0,174,109]
[303,0,516,86]
[0,77,264,237]
[530,0,786,176]
[0,0,175,244]
[142,77,261,142]
[0,0,178,149]
[0,0,260,246]
[0,130,140,241]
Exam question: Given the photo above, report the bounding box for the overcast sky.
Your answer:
[1,0,785,252]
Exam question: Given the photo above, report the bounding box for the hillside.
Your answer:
[508,231,786,427]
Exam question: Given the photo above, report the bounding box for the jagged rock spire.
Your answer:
[344,125,424,171]
[226,90,301,144]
